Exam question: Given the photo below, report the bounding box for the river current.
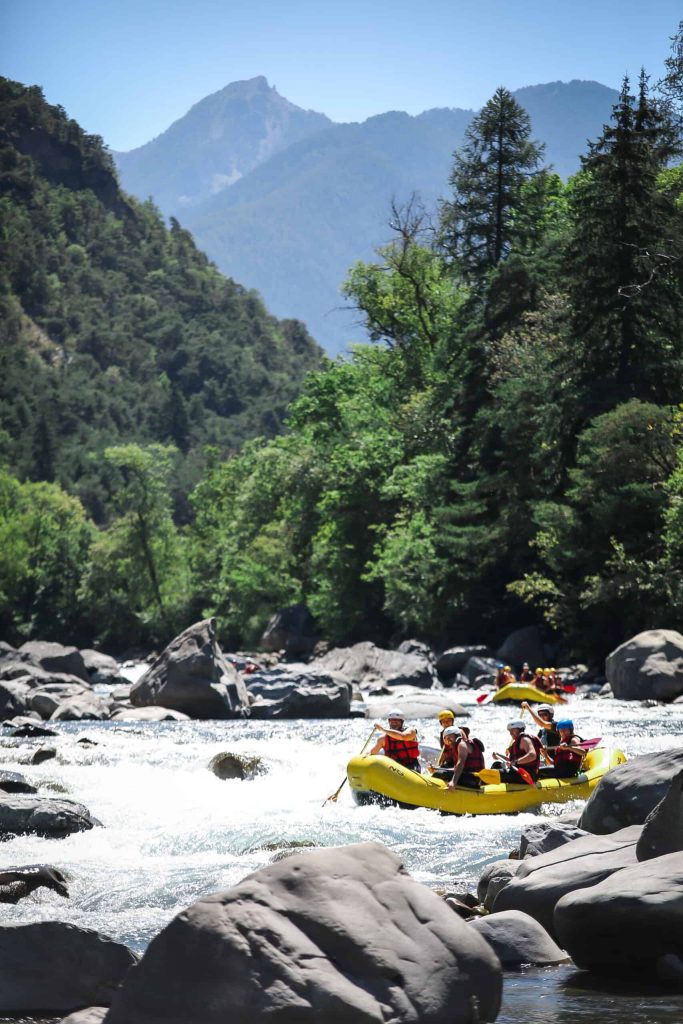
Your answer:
[1,682,682,1023]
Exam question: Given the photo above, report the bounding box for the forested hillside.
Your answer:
[2,27,682,660]
[0,78,323,517]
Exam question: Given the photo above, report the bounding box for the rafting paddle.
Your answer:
[323,727,377,806]
[476,691,494,704]
[491,752,535,786]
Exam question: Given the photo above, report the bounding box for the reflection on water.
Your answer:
[0,691,682,1022]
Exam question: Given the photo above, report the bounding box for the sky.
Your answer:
[2,0,681,152]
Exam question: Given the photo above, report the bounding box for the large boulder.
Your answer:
[495,626,547,672]
[435,646,489,681]
[60,1010,108,1024]
[519,821,589,859]
[260,603,319,656]
[130,619,249,719]
[492,826,641,939]
[18,641,90,683]
[636,769,683,861]
[105,842,502,1024]
[313,642,437,689]
[0,680,31,721]
[0,865,69,904]
[463,656,500,687]
[247,666,352,718]
[50,693,112,721]
[476,860,521,910]
[209,752,264,780]
[28,682,92,719]
[578,748,683,834]
[80,649,126,685]
[606,629,683,701]
[0,796,99,839]
[0,921,136,1013]
[554,852,683,980]
[0,770,36,795]
[470,910,569,967]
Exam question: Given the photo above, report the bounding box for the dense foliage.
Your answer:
[2,28,682,659]
[0,77,323,520]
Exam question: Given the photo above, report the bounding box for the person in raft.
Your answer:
[537,719,585,778]
[519,662,533,682]
[370,709,421,772]
[436,709,456,747]
[495,664,515,689]
[521,701,561,751]
[430,726,484,788]
[492,719,543,783]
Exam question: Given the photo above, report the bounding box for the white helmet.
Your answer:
[538,704,554,715]
[387,708,404,720]
[507,719,525,730]
[442,726,461,739]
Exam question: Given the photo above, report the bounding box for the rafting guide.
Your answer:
[370,709,421,772]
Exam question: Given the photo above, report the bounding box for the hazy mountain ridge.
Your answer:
[115,78,619,352]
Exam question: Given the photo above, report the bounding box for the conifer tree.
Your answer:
[439,87,545,285]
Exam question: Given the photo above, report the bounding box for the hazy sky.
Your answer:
[2,0,681,152]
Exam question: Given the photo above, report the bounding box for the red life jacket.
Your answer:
[462,737,485,772]
[553,735,584,770]
[509,733,542,777]
[384,732,420,766]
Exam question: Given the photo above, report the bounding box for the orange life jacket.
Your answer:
[384,733,420,766]
[509,733,542,777]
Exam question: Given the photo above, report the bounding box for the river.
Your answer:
[1,685,682,1022]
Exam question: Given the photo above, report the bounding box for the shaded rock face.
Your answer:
[519,821,589,859]
[636,769,683,861]
[470,909,569,967]
[50,693,112,721]
[105,842,502,1024]
[0,796,99,839]
[80,649,126,685]
[606,629,683,701]
[554,852,683,979]
[0,921,136,1013]
[0,680,30,721]
[18,641,90,683]
[463,656,500,686]
[0,771,36,795]
[476,860,521,910]
[435,646,489,681]
[314,642,437,689]
[0,865,69,904]
[495,626,546,673]
[60,1009,108,1024]
[29,683,91,719]
[493,826,641,939]
[579,748,683,834]
[248,667,352,719]
[260,603,319,655]
[130,619,249,719]
[209,752,263,780]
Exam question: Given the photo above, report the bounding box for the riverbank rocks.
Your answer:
[470,909,569,967]
[0,865,69,903]
[50,692,112,721]
[105,842,502,1024]
[80,649,126,685]
[606,629,683,701]
[0,771,36,795]
[313,641,437,689]
[435,646,489,681]
[579,747,683,834]
[130,619,249,719]
[0,796,99,839]
[260,603,319,656]
[109,706,190,722]
[477,860,521,910]
[495,626,547,673]
[492,826,641,939]
[635,769,683,861]
[209,752,263,780]
[518,820,588,859]
[18,641,90,683]
[248,667,352,718]
[0,921,136,1014]
[463,655,500,686]
[554,852,683,982]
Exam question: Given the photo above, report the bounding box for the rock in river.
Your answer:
[0,865,69,903]
[105,842,502,1024]
[606,629,683,701]
[0,796,100,839]
[313,641,437,689]
[470,909,569,967]
[579,747,683,834]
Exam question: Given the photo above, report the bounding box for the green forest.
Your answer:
[1,25,682,659]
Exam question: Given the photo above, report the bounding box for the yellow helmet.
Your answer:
[504,666,511,672]
[535,667,543,674]
[438,709,455,722]
[543,668,551,675]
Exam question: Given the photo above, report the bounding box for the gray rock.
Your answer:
[554,851,683,978]
[105,842,502,1024]
[28,682,91,719]
[0,679,31,721]
[470,909,569,966]
[579,748,683,834]
[0,771,36,795]
[463,655,500,686]
[493,826,641,939]
[436,646,489,680]
[519,821,589,859]
[31,747,58,764]
[18,640,90,683]
[50,693,112,721]
[476,859,521,909]
[3,718,56,737]
[606,629,683,701]
[0,921,136,1013]
[314,641,437,689]
[367,692,468,722]
[657,953,683,985]
[0,796,99,839]
[79,649,125,685]
[0,865,69,903]
[131,619,249,719]
[260,602,319,655]
[397,639,434,660]
[250,684,351,718]
[636,768,683,861]
[109,706,190,722]
[209,752,263,780]
[60,1009,108,1024]
[496,626,547,672]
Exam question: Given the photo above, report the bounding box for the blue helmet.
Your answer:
[557,719,573,730]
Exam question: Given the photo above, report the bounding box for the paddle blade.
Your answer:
[517,766,535,786]
[578,737,602,750]
[562,684,577,693]
[476,692,492,704]
[475,768,501,784]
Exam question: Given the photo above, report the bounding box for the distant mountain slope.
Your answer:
[115,79,619,353]
[0,78,323,514]
[114,76,331,212]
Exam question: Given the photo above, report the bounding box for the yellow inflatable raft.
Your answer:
[490,683,567,704]
[347,746,626,815]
